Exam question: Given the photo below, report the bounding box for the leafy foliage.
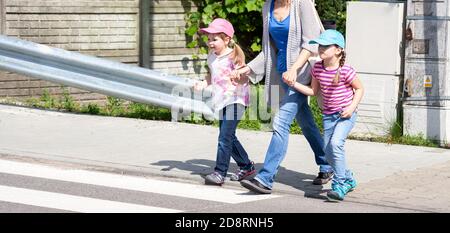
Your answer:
[315,0,353,33]
[186,0,265,59]
[185,0,352,61]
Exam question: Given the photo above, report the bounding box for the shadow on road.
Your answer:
[151,159,327,199]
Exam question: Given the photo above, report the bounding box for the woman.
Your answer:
[236,0,333,194]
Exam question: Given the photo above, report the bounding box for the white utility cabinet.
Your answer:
[346,1,405,137]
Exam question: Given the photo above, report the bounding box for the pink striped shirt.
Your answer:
[311,62,357,114]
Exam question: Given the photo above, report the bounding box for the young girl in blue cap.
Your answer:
[289,29,364,201]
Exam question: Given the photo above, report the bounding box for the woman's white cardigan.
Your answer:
[247,0,321,106]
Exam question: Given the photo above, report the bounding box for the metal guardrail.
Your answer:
[0,35,215,119]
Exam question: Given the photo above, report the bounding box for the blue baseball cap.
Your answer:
[309,29,345,49]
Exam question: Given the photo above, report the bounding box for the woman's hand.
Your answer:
[236,65,251,76]
[231,73,249,86]
[282,69,297,87]
[230,65,250,86]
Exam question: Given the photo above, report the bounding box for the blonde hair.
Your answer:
[333,50,346,84]
[218,33,245,66]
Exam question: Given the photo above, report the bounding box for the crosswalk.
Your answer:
[0,159,279,213]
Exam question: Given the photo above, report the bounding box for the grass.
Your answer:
[25,89,79,112]
[348,121,440,148]
[0,87,445,148]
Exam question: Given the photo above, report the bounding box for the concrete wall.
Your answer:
[0,0,206,104]
[403,105,449,145]
[0,0,139,104]
[145,0,206,78]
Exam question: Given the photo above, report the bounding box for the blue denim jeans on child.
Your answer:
[215,103,253,177]
[254,83,332,189]
[322,111,357,186]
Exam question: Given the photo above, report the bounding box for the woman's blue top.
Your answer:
[269,0,290,74]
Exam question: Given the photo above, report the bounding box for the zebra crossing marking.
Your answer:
[0,159,279,205]
[0,185,180,213]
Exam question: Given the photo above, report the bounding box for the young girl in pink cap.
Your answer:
[194,18,255,185]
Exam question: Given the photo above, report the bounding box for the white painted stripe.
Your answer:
[0,159,279,204]
[0,185,180,213]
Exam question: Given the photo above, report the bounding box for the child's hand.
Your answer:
[230,65,249,86]
[282,69,297,87]
[193,80,207,91]
[235,65,251,76]
[231,73,249,86]
[340,106,356,118]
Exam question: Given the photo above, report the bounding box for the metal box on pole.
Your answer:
[403,0,450,145]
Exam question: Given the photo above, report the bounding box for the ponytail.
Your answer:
[217,33,245,66]
[333,50,346,84]
[229,39,245,66]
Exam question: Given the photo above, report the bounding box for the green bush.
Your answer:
[309,96,323,132]
[60,89,78,112]
[127,102,172,121]
[40,89,57,109]
[315,0,355,33]
[81,103,101,115]
[186,0,265,59]
[186,0,352,61]
[104,97,125,116]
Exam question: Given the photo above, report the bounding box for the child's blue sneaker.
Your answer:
[345,178,357,192]
[327,182,351,202]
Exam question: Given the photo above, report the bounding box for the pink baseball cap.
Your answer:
[199,18,234,38]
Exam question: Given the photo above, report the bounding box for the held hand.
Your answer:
[230,65,250,86]
[229,70,240,86]
[233,74,249,85]
[236,65,251,76]
[282,69,297,87]
[340,106,356,118]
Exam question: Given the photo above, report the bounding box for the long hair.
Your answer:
[218,33,245,66]
[333,50,346,84]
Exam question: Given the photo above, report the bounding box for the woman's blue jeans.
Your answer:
[255,85,332,189]
[323,112,357,185]
[215,103,252,177]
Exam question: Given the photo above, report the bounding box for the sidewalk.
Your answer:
[0,103,449,212]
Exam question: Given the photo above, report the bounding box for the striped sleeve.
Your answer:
[310,67,316,80]
[344,66,357,85]
[310,62,321,80]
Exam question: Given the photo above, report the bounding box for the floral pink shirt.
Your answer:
[207,50,250,111]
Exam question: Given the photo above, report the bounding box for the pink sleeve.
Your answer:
[345,66,357,84]
[310,66,317,80]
